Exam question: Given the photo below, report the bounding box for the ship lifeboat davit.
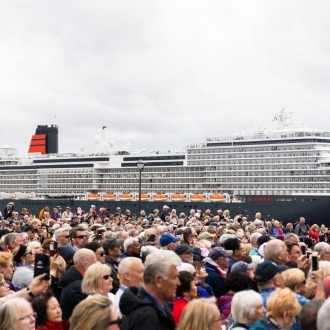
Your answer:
[172,194,187,201]
[119,194,133,201]
[153,194,168,201]
[103,193,116,201]
[88,194,101,200]
[190,194,206,202]
[136,194,150,201]
[210,194,226,202]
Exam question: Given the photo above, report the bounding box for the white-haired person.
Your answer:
[119,237,140,260]
[230,290,266,329]
[120,250,181,330]
[0,297,36,330]
[250,288,301,330]
[81,263,115,302]
[27,241,44,254]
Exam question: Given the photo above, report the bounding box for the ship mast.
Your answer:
[274,108,294,130]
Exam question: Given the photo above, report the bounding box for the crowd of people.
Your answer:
[1,202,330,329]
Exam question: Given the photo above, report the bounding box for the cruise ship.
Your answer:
[1,109,330,224]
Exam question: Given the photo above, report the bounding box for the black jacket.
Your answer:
[120,287,175,330]
[160,211,168,221]
[204,261,226,298]
[60,266,87,320]
[105,255,120,294]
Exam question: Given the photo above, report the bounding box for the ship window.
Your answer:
[311,199,317,202]
[299,199,304,202]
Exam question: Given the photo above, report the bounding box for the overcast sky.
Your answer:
[1,1,330,155]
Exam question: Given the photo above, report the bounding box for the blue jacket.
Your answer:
[204,262,226,298]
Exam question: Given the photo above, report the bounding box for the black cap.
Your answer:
[254,260,287,282]
[174,244,194,256]
[257,235,271,246]
[25,225,35,233]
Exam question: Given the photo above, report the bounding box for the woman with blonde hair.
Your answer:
[250,288,301,330]
[0,297,36,330]
[69,296,120,330]
[223,210,230,220]
[176,297,222,330]
[309,224,320,243]
[0,273,11,298]
[282,268,307,296]
[81,263,115,302]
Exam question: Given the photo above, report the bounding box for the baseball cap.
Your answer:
[209,222,219,227]
[175,228,185,235]
[231,261,255,273]
[57,246,76,261]
[257,235,271,246]
[219,234,236,245]
[163,205,169,209]
[160,233,180,247]
[198,232,216,240]
[254,260,287,282]
[102,238,124,250]
[208,247,233,260]
[25,225,35,233]
[174,244,194,256]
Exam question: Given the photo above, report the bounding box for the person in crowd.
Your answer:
[57,245,76,268]
[203,247,233,298]
[62,207,73,220]
[119,237,140,259]
[174,244,194,263]
[160,233,180,250]
[223,238,243,273]
[176,297,222,330]
[31,289,68,330]
[84,242,106,263]
[249,288,301,330]
[0,273,11,298]
[113,257,144,316]
[314,242,330,261]
[264,239,289,265]
[39,206,50,220]
[192,261,213,296]
[284,232,300,243]
[249,233,262,256]
[60,248,97,320]
[217,271,252,320]
[69,296,120,330]
[51,207,60,221]
[4,233,22,252]
[70,227,86,252]
[231,261,255,279]
[172,271,197,325]
[25,225,37,242]
[120,250,181,330]
[49,254,66,302]
[285,240,303,268]
[82,263,115,301]
[309,224,320,243]
[284,222,295,234]
[54,228,70,247]
[272,220,284,237]
[0,252,20,291]
[229,290,265,329]
[12,244,35,288]
[28,241,44,254]
[295,217,307,237]
[102,238,124,294]
[299,299,324,330]
[282,268,307,297]
[0,297,36,330]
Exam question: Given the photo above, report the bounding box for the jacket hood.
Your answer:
[119,287,157,315]
[60,266,82,287]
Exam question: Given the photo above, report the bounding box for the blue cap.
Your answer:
[160,233,180,247]
[209,222,219,226]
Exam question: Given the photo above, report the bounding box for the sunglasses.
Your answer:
[23,251,33,256]
[63,235,70,238]
[76,235,86,239]
[103,274,112,280]
[96,252,105,256]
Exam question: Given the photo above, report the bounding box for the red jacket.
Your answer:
[309,228,319,243]
[35,320,69,330]
[172,298,188,325]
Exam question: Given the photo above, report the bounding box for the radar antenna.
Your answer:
[274,108,294,130]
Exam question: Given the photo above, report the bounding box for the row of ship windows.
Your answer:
[187,153,319,159]
[188,145,316,154]
[188,162,319,169]
[188,159,318,164]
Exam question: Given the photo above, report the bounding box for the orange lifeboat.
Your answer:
[153,194,168,201]
[191,194,206,201]
[210,194,226,202]
[172,194,186,201]
[103,193,116,201]
[137,194,150,200]
[119,194,133,201]
[88,193,101,200]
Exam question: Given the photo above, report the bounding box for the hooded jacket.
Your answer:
[60,266,87,320]
[119,287,175,330]
[105,254,120,294]
[203,257,226,298]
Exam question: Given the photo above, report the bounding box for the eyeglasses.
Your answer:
[214,314,224,323]
[103,274,112,280]
[23,251,33,256]
[0,281,7,287]
[19,312,37,321]
[109,318,122,326]
[63,235,70,238]
[96,252,105,256]
[76,235,86,239]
